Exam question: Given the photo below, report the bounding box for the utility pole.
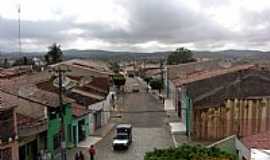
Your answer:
[51,67,70,160]
[17,4,22,58]
[160,59,164,84]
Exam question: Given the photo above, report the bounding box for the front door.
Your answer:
[73,126,77,145]
[94,111,102,129]
[78,119,86,142]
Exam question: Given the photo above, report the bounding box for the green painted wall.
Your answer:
[47,103,73,157]
[72,115,90,146]
[181,92,192,136]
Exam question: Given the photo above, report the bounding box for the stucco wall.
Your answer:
[88,91,114,133]
[193,98,270,140]
[47,104,73,156]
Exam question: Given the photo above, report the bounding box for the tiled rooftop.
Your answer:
[0,66,32,79]
[36,76,106,106]
[51,59,113,76]
[16,113,35,126]
[172,64,254,87]
[66,91,100,106]
[86,77,110,92]
[241,131,270,150]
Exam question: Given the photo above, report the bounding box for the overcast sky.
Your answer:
[1,0,270,52]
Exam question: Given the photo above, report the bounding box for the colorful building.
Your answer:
[47,103,73,158]
[0,107,19,160]
[71,105,90,146]
[165,60,270,140]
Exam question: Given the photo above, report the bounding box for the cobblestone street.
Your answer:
[68,77,173,160]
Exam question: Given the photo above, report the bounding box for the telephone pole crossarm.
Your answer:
[50,67,70,160]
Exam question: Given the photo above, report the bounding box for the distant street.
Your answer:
[95,77,173,160]
[70,77,173,160]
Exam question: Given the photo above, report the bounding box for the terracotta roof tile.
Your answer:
[16,113,35,126]
[172,64,254,87]
[87,77,110,92]
[65,91,100,106]
[241,131,270,149]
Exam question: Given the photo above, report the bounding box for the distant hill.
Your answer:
[62,49,169,61]
[48,49,270,61]
[1,49,269,61]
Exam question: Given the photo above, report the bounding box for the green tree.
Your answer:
[44,43,63,65]
[13,57,33,66]
[3,58,9,68]
[144,144,235,160]
[23,56,28,65]
[167,47,195,65]
[149,79,163,93]
[112,74,126,88]
[110,62,120,73]
[143,77,153,85]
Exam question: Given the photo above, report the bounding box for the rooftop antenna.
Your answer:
[17,4,22,64]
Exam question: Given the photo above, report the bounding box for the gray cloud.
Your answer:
[79,0,233,44]
[1,0,270,52]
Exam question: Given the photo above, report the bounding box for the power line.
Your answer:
[50,67,70,160]
[17,4,22,59]
[89,109,166,113]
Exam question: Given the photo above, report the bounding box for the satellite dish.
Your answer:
[53,76,69,88]
[53,76,74,89]
[18,86,36,97]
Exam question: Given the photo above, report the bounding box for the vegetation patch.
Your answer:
[144,144,235,160]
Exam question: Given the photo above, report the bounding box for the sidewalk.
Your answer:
[67,122,115,159]
[91,122,116,137]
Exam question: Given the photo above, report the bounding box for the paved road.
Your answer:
[71,77,173,160]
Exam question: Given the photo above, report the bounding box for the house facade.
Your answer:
[165,60,270,141]
[47,103,73,158]
[0,107,19,160]
[185,66,270,140]
[0,60,114,159]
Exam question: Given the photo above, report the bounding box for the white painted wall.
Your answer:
[87,91,115,133]
[88,113,94,134]
[251,149,270,160]
[235,137,250,160]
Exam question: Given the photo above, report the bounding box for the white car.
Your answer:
[112,133,130,150]
[131,83,140,92]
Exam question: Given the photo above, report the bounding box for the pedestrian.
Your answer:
[88,145,96,160]
[75,152,80,160]
[79,151,85,160]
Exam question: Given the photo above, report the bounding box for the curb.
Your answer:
[79,123,116,148]
[90,123,116,138]
[94,123,116,146]
[171,134,178,147]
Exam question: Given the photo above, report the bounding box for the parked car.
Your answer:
[112,124,132,150]
[131,83,140,92]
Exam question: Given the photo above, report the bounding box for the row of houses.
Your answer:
[164,59,270,159]
[0,59,115,159]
